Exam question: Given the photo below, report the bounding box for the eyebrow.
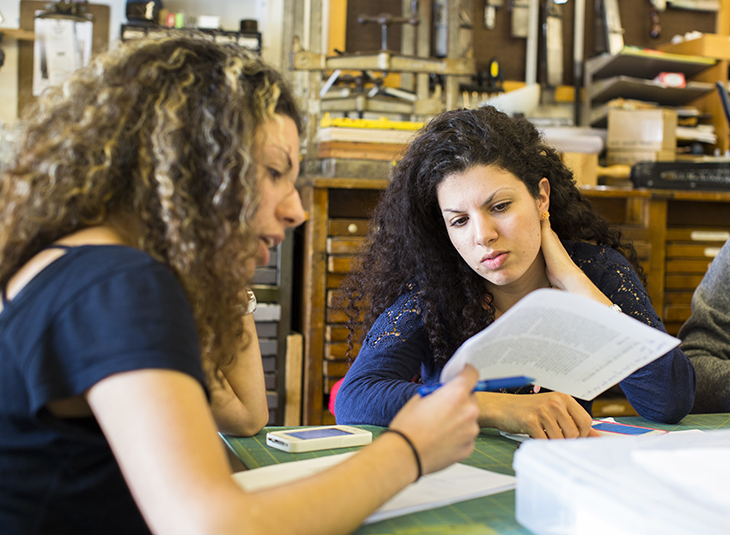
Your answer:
[267,145,293,174]
[441,187,514,214]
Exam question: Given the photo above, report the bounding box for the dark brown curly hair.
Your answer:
[341,106,643,367]
[0,36,301,382]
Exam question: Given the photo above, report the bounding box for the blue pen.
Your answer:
[418,375,535,396]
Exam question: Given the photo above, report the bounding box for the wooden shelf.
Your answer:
[589,77,715,106]
[587,46,716,80]
[0,28,35,41]
[658,34,730,62]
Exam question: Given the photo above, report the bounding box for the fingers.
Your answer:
[568,404,595,438]
[505,393,593,440]
[441,364,479,394]
[389,368,481,475]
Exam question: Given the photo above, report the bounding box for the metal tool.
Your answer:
[603,0,625,55]
[545,0,564,87]
[357,3,419,52]
[511,0,530,37]
[485,0,504,30]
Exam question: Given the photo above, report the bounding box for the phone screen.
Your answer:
[592,422,656,435]
[285,428,354,440]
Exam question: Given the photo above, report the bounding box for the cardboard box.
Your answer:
[659,34,730,62]
[606,148,675,166]
[562,152,598,187]
[542,127,605,187]
[514,429,730,535]
[607,109,677,151]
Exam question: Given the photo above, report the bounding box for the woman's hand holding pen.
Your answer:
[389,365,481,476]
[476,390,601,439]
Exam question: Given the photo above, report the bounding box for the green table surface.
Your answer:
[221,414,730,535]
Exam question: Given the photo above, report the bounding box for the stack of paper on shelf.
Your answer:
[317,115,422,162]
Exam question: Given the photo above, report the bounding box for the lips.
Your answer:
[260,236,277,248]
[256,235,283,266]
[481,251,508,270]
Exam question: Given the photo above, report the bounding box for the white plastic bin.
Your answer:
[513,429,730,535]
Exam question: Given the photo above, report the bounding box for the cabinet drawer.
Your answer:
[327,236,365,254]
[326,325,349,342]
[663,291,694,306]
[665,259,714,274]
[327,256,353,273]
[665,228,730,242]
[665,274,705,290]
[663,304,692,323]
[323,358,350,377]
[328,218,370,236]
[325,341,350,360]
[664,322,684,337]
[666,243,723,259]
[326,272,347,289]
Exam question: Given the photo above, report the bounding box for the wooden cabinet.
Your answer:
[661,192,730,335]
[297,177,730,425]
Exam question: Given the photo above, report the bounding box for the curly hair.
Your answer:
[341,106,643,367]
[0,36,301,381]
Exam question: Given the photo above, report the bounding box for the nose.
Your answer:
[278,189,306,228]
[473,213,497,246]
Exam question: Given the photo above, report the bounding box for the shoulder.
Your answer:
[365,283,426,350]
[564,239,648,297]
[1,246,204,412]
[563,240,631,269]
[59,245,193,326]
[62,245,186,301]
[564,240,637,284]
[72,245,176,277]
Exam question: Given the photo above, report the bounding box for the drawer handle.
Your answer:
[347,223,358,234]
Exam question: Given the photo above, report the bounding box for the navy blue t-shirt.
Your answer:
[0,245,205,534]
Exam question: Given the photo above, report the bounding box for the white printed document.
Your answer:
[440,289,679,400]
[232,453,515,524]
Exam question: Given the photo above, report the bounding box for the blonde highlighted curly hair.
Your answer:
[0,36,301,380]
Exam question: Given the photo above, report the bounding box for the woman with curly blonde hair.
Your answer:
[0,37,480,534]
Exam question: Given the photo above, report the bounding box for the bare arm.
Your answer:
[86,366,480,535]
[209,314,269,436]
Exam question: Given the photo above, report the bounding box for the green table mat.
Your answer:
[222,414,730,535]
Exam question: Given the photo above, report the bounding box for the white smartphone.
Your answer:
[266,425,373,453]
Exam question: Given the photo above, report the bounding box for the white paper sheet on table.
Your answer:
[440,289,680,401]
[232,453,516,524]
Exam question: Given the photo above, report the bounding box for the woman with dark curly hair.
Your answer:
[335,106,695,437]
[0,37,481,534]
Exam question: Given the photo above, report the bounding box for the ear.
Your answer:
[536,177,550,212]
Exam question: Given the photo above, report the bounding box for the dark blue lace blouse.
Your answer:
[335,241,696,426]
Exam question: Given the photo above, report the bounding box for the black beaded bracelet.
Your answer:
[382,428,422,482]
